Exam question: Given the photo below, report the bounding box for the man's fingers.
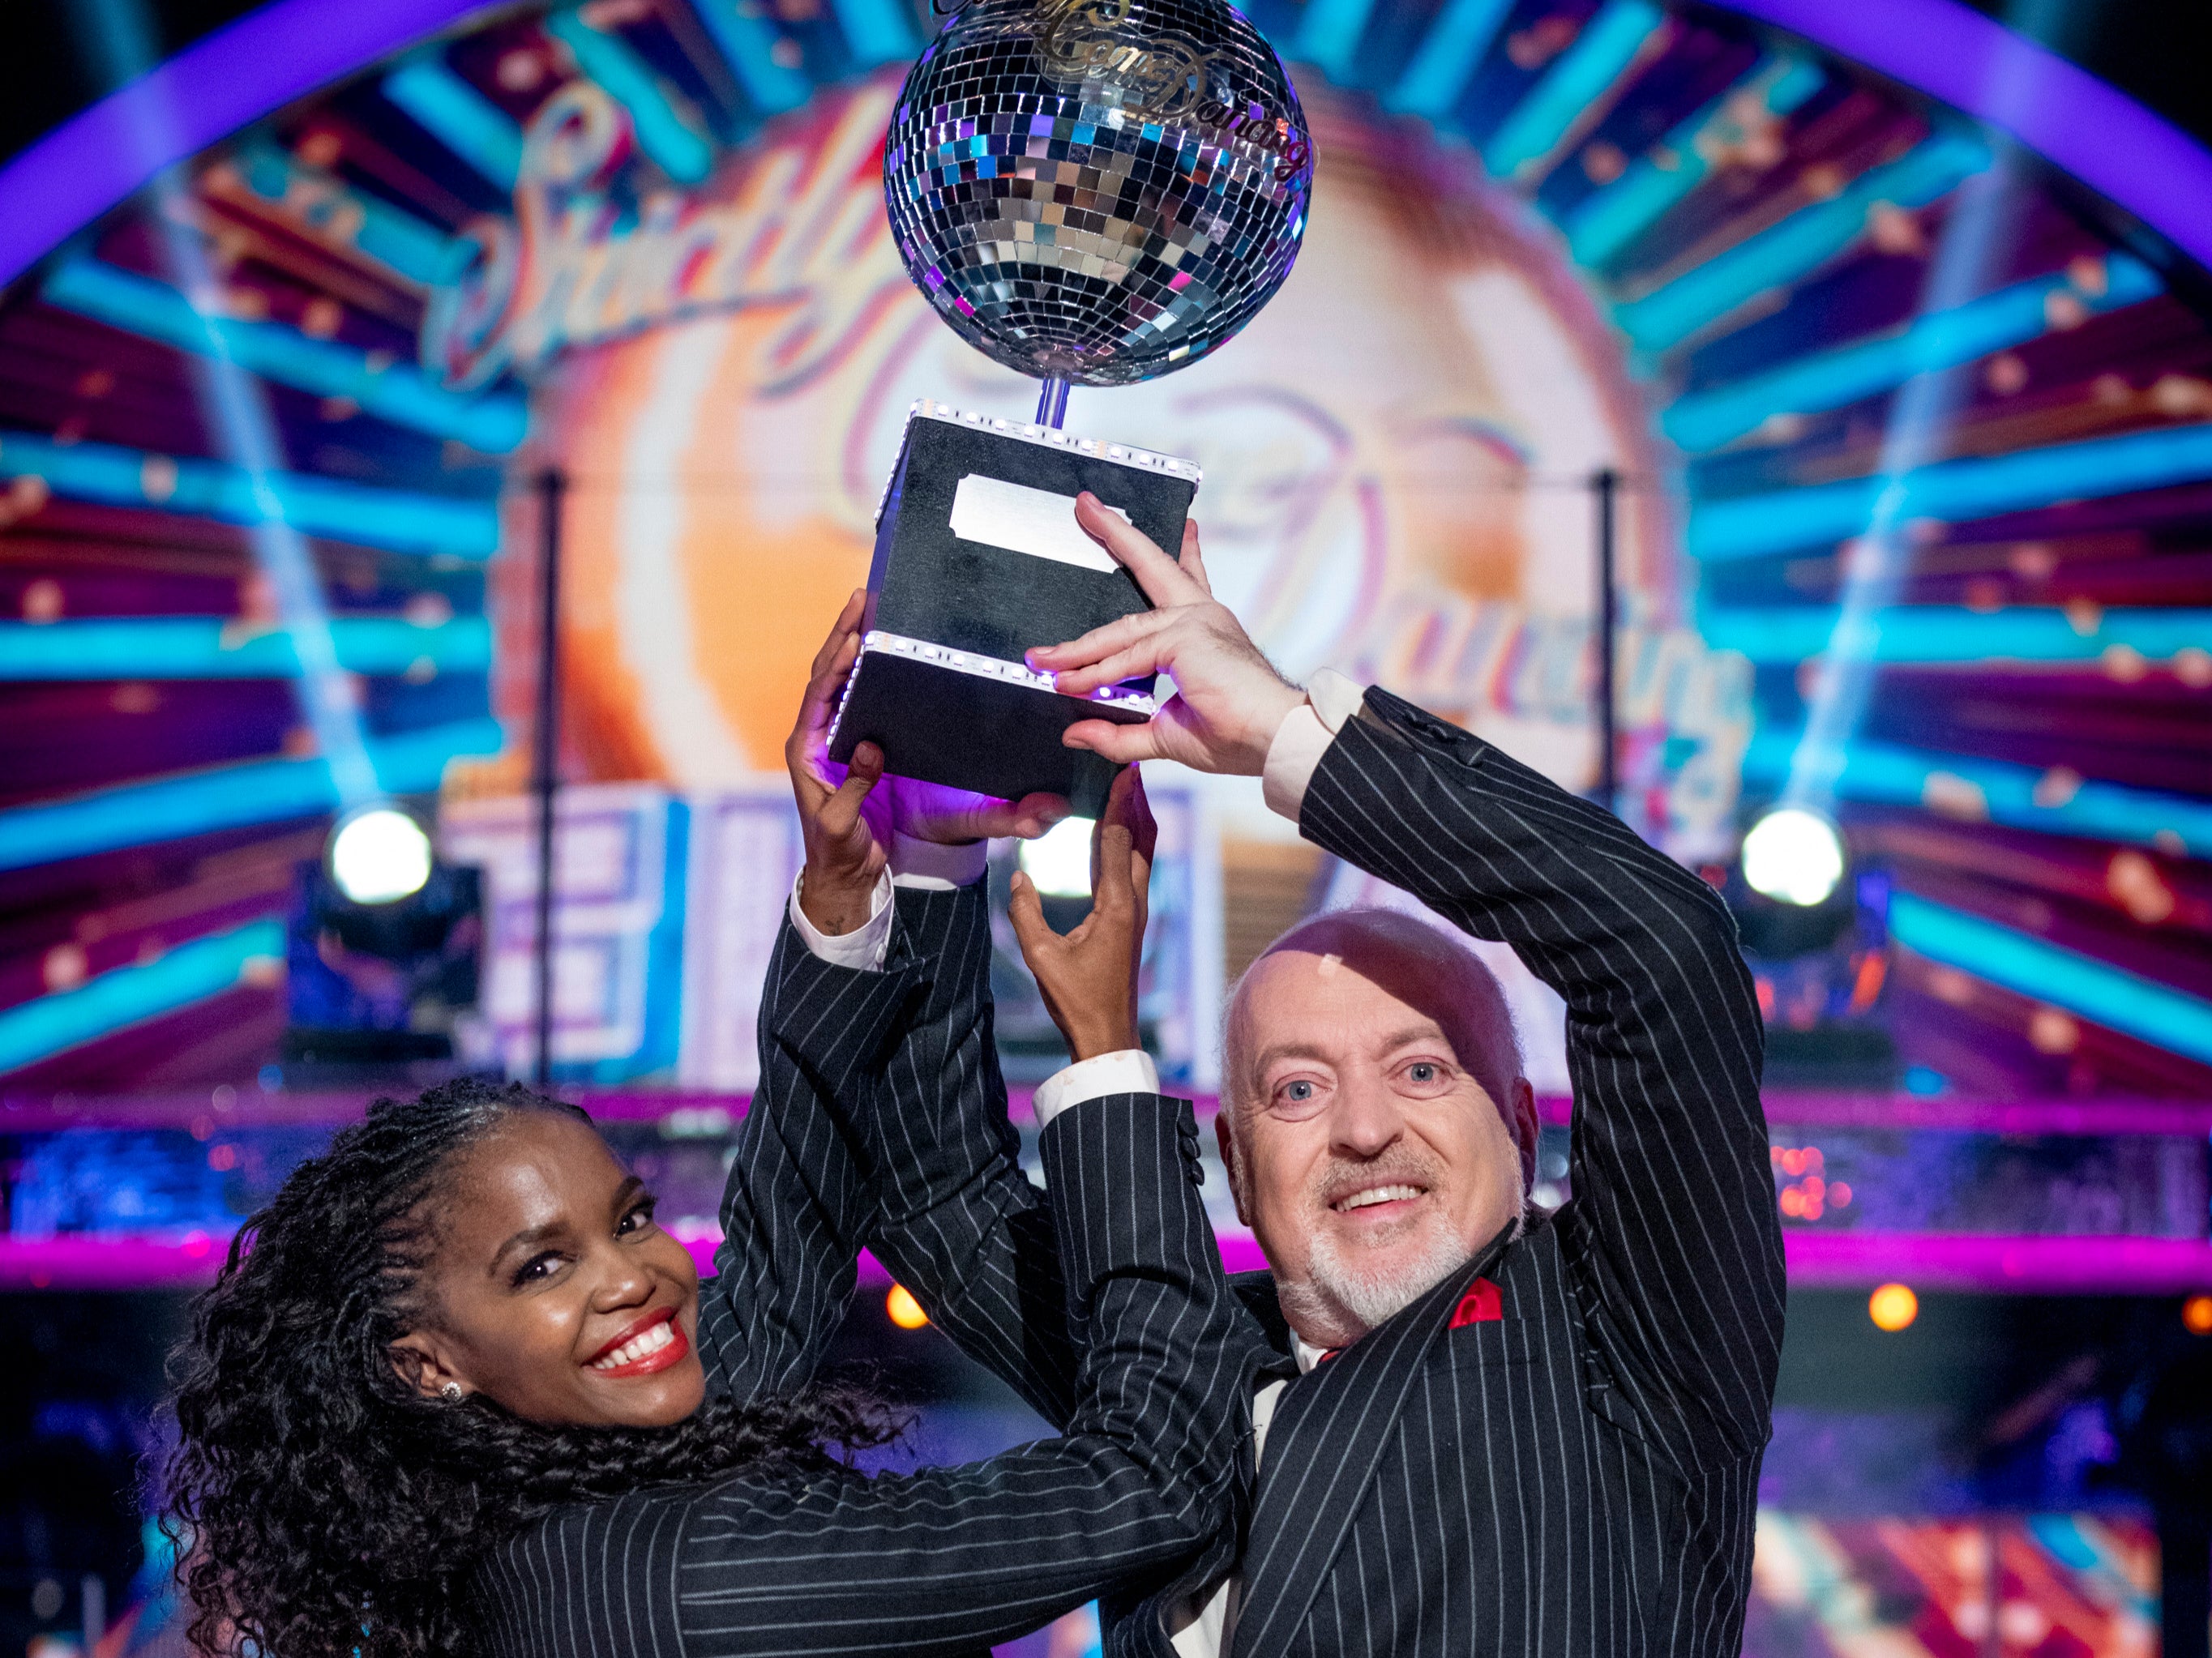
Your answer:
[1062,719,1167,764]
[1027,607,1170,674]
[1122,764,1158,869]
[818,741,884,835]
[1006,870,1056,964]
[1091,819,1136,917]
[1051,642,1173,697]
[1179,522,1213,598]
[1074,492,1209,608]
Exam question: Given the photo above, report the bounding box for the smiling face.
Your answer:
[388,1110,706,1428]
[1219,917,1538,1350]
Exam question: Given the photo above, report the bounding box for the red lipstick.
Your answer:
[584,1306,689,1377]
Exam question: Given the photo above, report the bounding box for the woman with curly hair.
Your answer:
[159,603,1261,1658]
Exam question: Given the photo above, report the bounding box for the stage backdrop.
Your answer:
[439,75,1750,859]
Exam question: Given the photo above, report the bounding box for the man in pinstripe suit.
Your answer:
[785,497,1786,1658]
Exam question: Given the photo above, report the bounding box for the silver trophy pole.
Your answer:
[1034,376,1071,429]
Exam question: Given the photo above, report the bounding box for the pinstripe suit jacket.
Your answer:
[826,688,1786,1658]
[468,909,1265,1658]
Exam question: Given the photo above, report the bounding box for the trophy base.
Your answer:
[828,631,1153,818]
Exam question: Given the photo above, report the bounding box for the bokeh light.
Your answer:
[326,805,434,905]
[1019,816,1095,899]
[1868,1283,1920,1332]
[2184,1294,2212,1335]
[1742,808,1846,908]
[886,1284,930,1330]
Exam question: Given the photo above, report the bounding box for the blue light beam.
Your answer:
[0,430,502,558]
[45,258,528,451]
[0,916,286,1073]
[1614,129,1990,353]
[0,718,506,873]
[1387,0,1514,120]
[1483,0,1669,182]
[228,139,459,287]
[1664,251,2160,452]
[1698,604,2210,665]
[0,616,493,678]
[1781,145,2030,815]
[691,0,810,113]
[1688,419,2212,561]
[546,10,715,185]
[1888,891,2212,1066]
[79,0,385,810]
[1740,727,2212,858]
[1564,53,1825,270]
[382,57,524,188]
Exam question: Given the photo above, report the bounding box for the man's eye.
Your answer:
[1408,1063,1437,1083]
[618,1202,657,1237]
[1283,1080,1315,1102]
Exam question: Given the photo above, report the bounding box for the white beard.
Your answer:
[1285,1217,1479,1339]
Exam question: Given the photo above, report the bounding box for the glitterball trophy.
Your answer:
[826,0,1312,814]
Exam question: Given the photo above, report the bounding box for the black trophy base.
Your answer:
[828,642,1146,818]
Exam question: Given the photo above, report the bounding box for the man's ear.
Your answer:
[1215,1109,1251,1229]
[1508,1077,1540,1194]
[389,1330,470,1402]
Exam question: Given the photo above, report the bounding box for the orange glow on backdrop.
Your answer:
[477,76,1750,856]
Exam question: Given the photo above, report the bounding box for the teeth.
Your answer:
[1337,1185,1423,1211]
[591,1318,676,1370]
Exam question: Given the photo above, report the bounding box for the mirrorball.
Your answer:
[884,0,1312,387]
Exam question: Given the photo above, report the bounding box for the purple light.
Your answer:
[1718,0,2212,271]
[0,0,484,288]
[1785,1231,2212,1294]
[11,1229,2205,1295]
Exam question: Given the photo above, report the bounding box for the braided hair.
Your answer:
[160,1078,896,1658]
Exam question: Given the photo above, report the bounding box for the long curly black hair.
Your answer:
[160,1078,897,1658]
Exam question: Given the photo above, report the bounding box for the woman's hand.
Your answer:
[786,594,1074,936]
[1007,766,1155,1062]
[785,592,892,936]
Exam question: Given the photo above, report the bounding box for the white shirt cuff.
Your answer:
[1032,1049,1160,1126]
[789,867,896,971]
[787,839,993,972]
[1260,668,1367,823]
[889,833,990,891]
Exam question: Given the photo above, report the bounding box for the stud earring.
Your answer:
[441,1382,464,1403]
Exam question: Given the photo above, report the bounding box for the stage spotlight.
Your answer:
[1019,815,1096,898]
[1742,807,1846,908]
[328,805,434,905]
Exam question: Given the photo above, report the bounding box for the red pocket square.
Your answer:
[1449,1277,1503,1327]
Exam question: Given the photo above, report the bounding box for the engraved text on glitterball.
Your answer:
[945,0,1312,182]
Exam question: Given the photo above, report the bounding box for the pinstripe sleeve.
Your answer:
[868,880,1085,1424]
[759,878,1083,1426]
[1297,688,1785,1463]
[476,1095,1259,1658]
[700,917,922,1401]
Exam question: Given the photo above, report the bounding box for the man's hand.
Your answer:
[1007,767,1154,1062]
[1025,495,1303,776]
